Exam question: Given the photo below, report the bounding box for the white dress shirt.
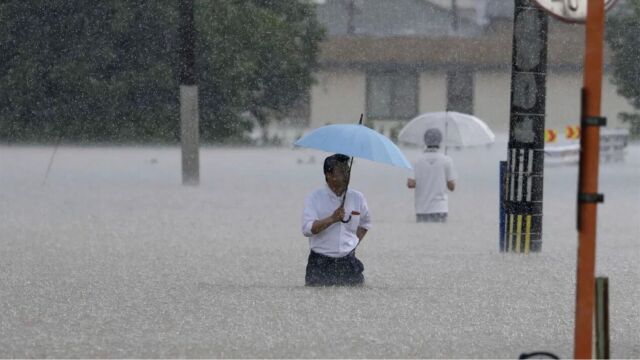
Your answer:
[412,150,457,214]
[301,185,372,258]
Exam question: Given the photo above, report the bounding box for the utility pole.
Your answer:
[528,0,614,354]
[346,0,356,34]
[527,0,615,355]
[574,1,606,357]
[503,0,548,253]
[179,0,199,185]
[451,0,459,32]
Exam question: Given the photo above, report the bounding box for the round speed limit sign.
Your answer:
[533,0,619,23]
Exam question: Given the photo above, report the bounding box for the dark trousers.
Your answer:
[305,250,364,287]
[416,213,448,223]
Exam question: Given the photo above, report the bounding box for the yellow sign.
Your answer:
[545,129,558,143]
[566,125,581,139]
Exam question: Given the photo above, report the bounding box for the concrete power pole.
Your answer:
[503,0,548,253]
[451,0,459,32]
[179,0,200,185]
[346,0,356,34]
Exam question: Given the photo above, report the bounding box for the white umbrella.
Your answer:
[398,111,495,149]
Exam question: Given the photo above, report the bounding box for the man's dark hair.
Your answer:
[323,154,350,174]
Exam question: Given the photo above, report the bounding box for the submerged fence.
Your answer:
[544,127,630,166]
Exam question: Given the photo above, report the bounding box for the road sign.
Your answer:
[533,0,618,23]
[545,129,558,142]
[565,125,581,139]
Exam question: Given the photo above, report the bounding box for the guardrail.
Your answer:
[544,128,629,166]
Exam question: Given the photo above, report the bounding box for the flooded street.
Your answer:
[1,140,638,358]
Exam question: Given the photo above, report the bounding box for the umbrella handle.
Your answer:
[338,114,361,225]
[339,155,355,224]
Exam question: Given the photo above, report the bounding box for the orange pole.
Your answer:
[574,0,605,358]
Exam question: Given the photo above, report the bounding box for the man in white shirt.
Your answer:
[301,154,371,286]
[407,128,457,223]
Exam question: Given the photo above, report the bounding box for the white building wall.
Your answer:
[474,71,511,134]
[546,71,632,132]
[307,68,633,139]
[545,72,582,132]
[310,70,366,129]
[473,70,633,137]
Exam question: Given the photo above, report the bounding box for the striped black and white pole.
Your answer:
[503,0,548,253]
[179,0,199,185]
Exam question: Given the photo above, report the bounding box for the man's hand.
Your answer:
[407,178,416,188]
[311,206,345,234]
[330,207,345,223]
[447,179,456,192]
[356,227,368,241]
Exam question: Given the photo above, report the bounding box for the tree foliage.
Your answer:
[0,0,324,143]
[197,0,324,142]
[605,0,640,137]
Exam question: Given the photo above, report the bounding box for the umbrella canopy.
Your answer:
[398,111,495,148]
[294,124,412,169]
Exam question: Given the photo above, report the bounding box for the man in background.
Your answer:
[407,128,457,223]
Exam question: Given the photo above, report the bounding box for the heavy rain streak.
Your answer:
[0,0,638,358]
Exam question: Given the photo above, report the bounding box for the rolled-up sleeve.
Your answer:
[301,194,317,237]
[445,157,457,181]
[358,197,372,230]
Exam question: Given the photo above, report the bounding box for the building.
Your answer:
[306,0,633,139]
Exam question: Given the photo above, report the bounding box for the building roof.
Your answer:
[318,19,609,70]
[314,0,624,71]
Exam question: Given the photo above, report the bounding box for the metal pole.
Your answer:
[574,1,606,357]
[179,0,199,185]
[451,0,459,32]
[504,0,548,253]
[595,277,610,359]
[499,161,507,252]
[346,0,356,34]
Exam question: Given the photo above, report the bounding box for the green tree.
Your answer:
[606,0,640,138]
[0,0,180,143]
[197,0,324,143]
[0,0,324,143]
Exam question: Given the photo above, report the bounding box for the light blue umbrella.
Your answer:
[294,124,412,170]
[294,117,411,224]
